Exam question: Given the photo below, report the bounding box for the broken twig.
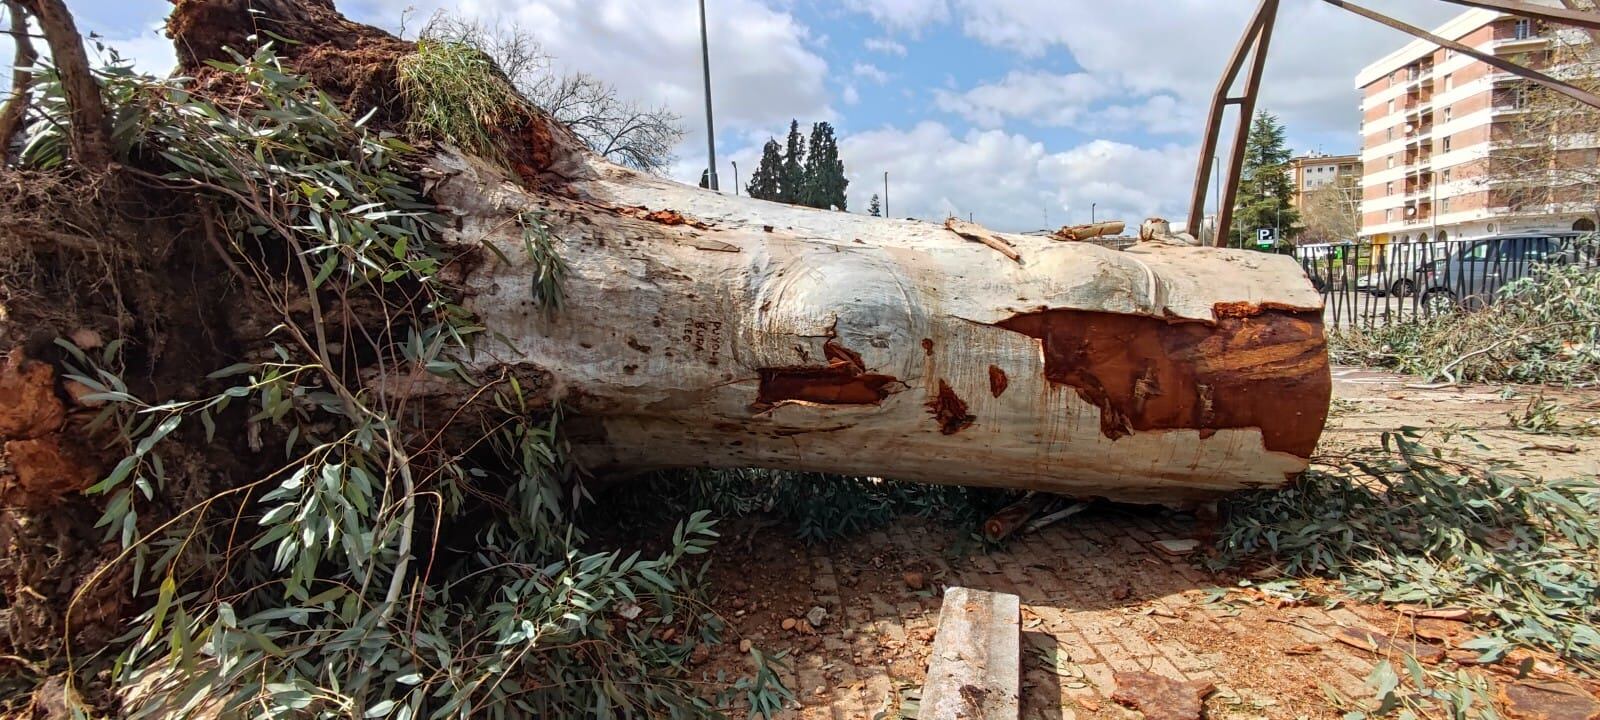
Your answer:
[945,218,1022,263]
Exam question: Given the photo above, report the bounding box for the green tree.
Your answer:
[868,193,881,217]
[779,119,806,205]
[747,139,783,201]
[1232,110,1300,247]
[802,121,848,210]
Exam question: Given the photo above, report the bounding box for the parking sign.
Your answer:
[1256,227,1277,247]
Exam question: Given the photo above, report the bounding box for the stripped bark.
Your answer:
[166,0,1332,506]
[417,149,1332,505]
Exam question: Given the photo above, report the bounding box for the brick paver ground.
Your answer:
[694,368,1600,719]
[703,508,1400,720]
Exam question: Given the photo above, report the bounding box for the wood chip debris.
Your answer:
[1152,539,1201,556]
[1111,671,1216,720]
[1334,626,1446,664]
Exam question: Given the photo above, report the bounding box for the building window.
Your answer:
[1441,198,1451,212]
[1442,136,1452,152]
[1446,48,1456,60]
[1441,168,1452,183]
[1444,106,1453,122]
[1387,182,1394,196]
[1388,99,1395,113]
[1388,155,1396,169]
[1387,127,1394,141]
[1444,74,1453,91]
[1386,209,1395,222]
[1514,18,1532,39]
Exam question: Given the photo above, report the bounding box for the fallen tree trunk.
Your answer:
[424,151,1331,504]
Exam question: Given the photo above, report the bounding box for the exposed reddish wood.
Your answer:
[994,305,1330,458]
[3,435,100,506]
[756,339,899,408]
[620,206,711,229]
[982,492,1051,541]
[1111,672,1216,720]
[0,353,65,441]
[927,380,975,435]
[1498,680,1600,720]
[988,365,1009,398]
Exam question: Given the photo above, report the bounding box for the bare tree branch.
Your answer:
[419,15,684,174]
[0,0,38,156]
[1299,173,1361,244]
[1482,16,1600,225]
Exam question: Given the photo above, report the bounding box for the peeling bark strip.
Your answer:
[755,339,899,408]
[988,365,1009,398]
[995,305,1331,457]
[927,380,975,435]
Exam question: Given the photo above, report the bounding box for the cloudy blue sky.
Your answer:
[27,0,1461,231]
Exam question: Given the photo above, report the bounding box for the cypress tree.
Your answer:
[802,122,848,211]
[747,139,783,201]
[779,120,806,205]
[868,193,881,217]
[1232,110,1300,247]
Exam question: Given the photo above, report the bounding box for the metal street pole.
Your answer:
[1091,202,1097,224]
[883,171,889,218]
[697,0,719,191]
[732,160,739,196]
[1276,204,1282,247]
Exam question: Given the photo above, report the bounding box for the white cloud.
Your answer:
[933,71,1111,129]
[852,61,890,84]
[403,0,832,183]
[87,26,177,77]
[840,121,1194,232]
[842,83,861,105]
[944,0,1461,142]
[841,0,950,34]
[863,36,908,56]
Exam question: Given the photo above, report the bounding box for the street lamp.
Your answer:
[731,160,739,196]
[1091,202,1097,224]
[883,171,889,218]
[697,0,719,191]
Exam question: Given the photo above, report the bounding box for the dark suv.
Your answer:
[1417,233,1584,310]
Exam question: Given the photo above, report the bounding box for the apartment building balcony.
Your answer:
[1404,149,1433,167]
[1493,34,1551,52]
[1402,199,1434,225]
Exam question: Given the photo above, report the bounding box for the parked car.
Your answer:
[1355,240,1458,297]
[1416,233,1581,310]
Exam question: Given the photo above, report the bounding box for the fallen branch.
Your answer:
[945,217,1022,263]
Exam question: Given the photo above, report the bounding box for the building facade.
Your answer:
[1355,4,1599,245]
[1288,152,1360,209]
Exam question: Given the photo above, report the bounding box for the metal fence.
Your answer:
[1291,234,1598,329]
